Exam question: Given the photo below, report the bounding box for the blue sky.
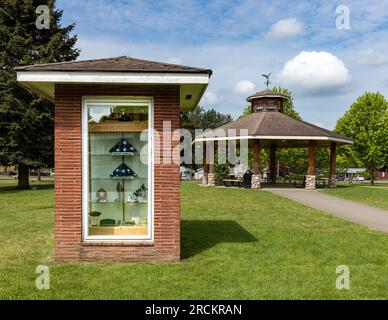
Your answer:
[57,0,388,129]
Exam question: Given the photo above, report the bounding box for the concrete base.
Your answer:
[202,175,208,186]
[251,174,261,189]
[305,175,316,190]
[207,173,215,187]
[328,174,337,188]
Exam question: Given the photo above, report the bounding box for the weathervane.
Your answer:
[261,72,271,88]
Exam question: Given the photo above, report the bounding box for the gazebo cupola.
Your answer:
[247,88,288,113]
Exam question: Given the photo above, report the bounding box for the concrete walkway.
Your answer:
[266,188,388,233]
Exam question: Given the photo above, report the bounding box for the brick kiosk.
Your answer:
[16,57,212,263]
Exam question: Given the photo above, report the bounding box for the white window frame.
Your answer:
[82,97,154,242]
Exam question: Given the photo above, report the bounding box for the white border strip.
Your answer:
[194,135,353,144]
[17,71,209,84]
[82,97,154,242]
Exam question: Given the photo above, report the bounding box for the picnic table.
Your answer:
[223,174,243,187]
[316,178,329,188]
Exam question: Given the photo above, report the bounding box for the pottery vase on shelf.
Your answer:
[89,211,102,226]
[115,181,124,202]
[127,192,138,203]
[96,188,107,202]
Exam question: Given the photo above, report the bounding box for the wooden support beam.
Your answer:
[202,144,210,185]
[204,141,216,186]
[253,140,260,175]
[204,161,209,176]
[203,146,209,175]
[269,145,276,183]
[329,142,336,176]
[329,142,337,188]
[307,140,316,176]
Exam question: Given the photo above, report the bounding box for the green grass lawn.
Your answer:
[1,181,388,299]
[0,178,54,190]
[320,184,388,211]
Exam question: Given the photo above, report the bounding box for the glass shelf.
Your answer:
[127,201,148,204]
[90,177,147,180]
[91,201,148,204]
[90,153,141,157]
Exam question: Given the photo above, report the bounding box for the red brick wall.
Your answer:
[54,84,181,263]
[377,169,388,180]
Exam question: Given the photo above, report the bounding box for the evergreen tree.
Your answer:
[0,0,79,189]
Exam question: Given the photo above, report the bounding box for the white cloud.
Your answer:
[278,51,350,94]
[233,80,255,95]
[75,35,388,128]
[267,18,303,38]
[201,91,218,106]
[354,49,388,66]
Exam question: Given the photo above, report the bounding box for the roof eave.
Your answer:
[194,135,354,145]
[16,70,210,110]
[15,67,212,75]
[246,95,288,102]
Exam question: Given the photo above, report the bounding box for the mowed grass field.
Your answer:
[320,184,388,210]
[1,180,388,299]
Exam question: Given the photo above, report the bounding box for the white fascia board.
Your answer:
[194,135,354,144]
[17,71,209,85]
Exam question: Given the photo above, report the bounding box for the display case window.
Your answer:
[82,99,153,241]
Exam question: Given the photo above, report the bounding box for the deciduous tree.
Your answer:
[335,92,388,185]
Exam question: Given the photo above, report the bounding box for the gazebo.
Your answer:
[195,88,353,190]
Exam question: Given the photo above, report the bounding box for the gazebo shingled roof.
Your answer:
[195,110,353,148]
[246,88,288,101]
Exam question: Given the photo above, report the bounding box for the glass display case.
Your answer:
[84,101,152,240]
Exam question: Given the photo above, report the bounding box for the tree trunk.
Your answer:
[370,167,375,186]
[269,145,277,183]
[37,168,42,182]
[252,140,260,175]
[18,163,30,190]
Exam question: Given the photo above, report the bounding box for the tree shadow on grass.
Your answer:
[181,220,257,259]
[0,183,54,193]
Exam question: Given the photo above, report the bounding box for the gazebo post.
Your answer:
[202,145,209,186]
[269,145,277,184]
[208,163,215,186]
[329,142,337,188]
[207,141,216,187]
[305,140,316,190]
[251,139,261,189]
